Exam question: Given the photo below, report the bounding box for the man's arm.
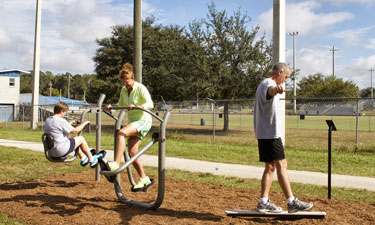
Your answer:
[267,84,285,97]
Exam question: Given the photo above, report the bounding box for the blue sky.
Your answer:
[0,0,374,89]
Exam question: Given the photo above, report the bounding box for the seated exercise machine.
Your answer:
[41,107,106,163]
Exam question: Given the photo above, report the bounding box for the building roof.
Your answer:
[0,69,30,75]
[20,94,89,106]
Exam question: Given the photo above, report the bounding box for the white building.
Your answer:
[0,69,30,121]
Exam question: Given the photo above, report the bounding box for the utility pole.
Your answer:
[370,68,375,98]
[31,0,42,129]
[273,0,286,144]
[288,31,298,114]
[67,73,71,99]
[330,46,339,78]
[134,0,142,83]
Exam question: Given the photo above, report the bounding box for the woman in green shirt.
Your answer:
[105,63,154,191]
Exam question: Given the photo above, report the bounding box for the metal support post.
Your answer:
[326,120,336,199]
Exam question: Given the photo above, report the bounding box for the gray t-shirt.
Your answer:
[44,116,74,157]
[254,78,281,139]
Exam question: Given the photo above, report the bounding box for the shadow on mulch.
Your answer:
[0,180,84,190]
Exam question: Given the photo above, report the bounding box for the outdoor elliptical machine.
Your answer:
[42,94,170,209]
[95,93,171,210]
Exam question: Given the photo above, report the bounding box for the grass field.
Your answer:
[0,124,374,177]
[1,121,375,224]
[1,143,375,224]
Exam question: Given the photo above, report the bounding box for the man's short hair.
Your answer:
[54,102,69,114]
[272,62,289,73]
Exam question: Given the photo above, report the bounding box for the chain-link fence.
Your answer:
[1,97,374,152]
[153,97,375,152]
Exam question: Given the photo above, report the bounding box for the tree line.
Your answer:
[21,71,95,101]
[21,3,367,131]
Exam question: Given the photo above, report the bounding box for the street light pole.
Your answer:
[330,46,339,78]
[288,31,298,114]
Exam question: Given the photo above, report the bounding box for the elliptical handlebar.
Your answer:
[78,108,92,136]
[108,106,164,122]
[103,108,119,121]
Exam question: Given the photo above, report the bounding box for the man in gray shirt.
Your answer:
[44,102,99,168]
[254,62,313,213]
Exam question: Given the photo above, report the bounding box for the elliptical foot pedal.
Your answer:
[89,149,107,159]
[131,179,154,192]
[97,150,107,159]
[98,157,115,183]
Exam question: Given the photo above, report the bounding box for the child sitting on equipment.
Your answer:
[44,102,100,167]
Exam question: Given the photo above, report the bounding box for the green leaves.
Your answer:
[298,73,358,98]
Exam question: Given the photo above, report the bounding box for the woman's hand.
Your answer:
[105,104,112,110]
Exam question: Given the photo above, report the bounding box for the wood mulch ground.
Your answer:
[0,170,374,224]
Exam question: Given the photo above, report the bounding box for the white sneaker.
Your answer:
[256,200,283,213]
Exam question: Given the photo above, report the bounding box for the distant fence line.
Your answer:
[1,97,375,151]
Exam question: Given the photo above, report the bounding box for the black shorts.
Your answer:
[258,138,285,162]
[62,138,76,157]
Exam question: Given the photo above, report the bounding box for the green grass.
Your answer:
[0,146,88,183]
[1,144,375,224]
[0,214,24,225]
[1,127,375,177]
[162,112,375,131]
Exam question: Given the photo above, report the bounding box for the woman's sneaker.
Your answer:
[256,200,283,213]
[134,176,152,189]
[108,161,119,171]
[287,198,313,213]
[131,176,154,192]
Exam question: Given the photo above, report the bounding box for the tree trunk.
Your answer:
[223,102,229,132]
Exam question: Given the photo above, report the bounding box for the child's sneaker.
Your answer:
[80,156,89,167]
[89,155,100,168]
[256,200,283,213]
[287,198,313,213]
[108,161,119,171]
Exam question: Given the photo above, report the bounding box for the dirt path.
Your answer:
[0,170,374,224]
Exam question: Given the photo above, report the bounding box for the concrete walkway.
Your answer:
[1,138,374,191]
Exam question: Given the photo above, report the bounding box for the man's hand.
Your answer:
[268,85,285,97]
[275,84,285,94]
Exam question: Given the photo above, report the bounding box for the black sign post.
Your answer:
[325,120,337,199]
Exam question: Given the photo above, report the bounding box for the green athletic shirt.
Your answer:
[117,81,153,123]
